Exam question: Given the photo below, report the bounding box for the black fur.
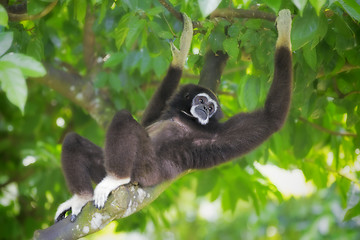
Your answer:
[60,44,292,194]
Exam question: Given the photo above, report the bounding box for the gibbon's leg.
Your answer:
[94,110,152,209]
[55,133,106,222]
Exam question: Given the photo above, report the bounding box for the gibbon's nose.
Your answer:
[202,105,210,113]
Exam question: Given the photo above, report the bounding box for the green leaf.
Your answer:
[265,0,282,13]
[292,0,308,15]
[1,53,46,78]
[241,77,260,110]
[146,6,163,16]
[27,1,47,15]
[291,7,320,50]
[26,38,44,61]
[103,52,125,69]
[98,0,109,25]
[228,22,243,40]
[303,43,317,70]
[293,122,312,158]
[309,0,326,15]
[0,4,8,27]
[140,49,151,76]
[198,0,222,17]
[75,0,87,22]
[0,67,27,114]
[245,19,262,30]
[0,32,13,57]
[113,14,131,50]
[344,200,360,221]
[209,25,226,53]
[125,17,146,49]
[223,38,239,60]
[152,56,168,78]
[94,72,109,88]
[337,0,360,22]
[109,72,121,92]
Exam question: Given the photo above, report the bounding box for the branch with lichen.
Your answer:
[33,176,185,239]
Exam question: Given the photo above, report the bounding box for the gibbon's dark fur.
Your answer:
[61,45,292,195]
[60,13,292,219]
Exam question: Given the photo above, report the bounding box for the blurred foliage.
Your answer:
[1,0,360,239]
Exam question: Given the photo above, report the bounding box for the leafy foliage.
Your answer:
[1,0,360,239]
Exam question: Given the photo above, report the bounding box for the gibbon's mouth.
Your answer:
[190,106,209,125]
[194,108,208,120]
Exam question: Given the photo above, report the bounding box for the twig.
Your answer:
[317,64,360,79]
[299,117,357,137]
[333,78,360,99]
[83,5,97,73]
[304,159,360,187]
[32,64,115,129]
[8,0,58,21]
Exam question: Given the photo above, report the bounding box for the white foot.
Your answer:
[54,194,92,222]
[93,175,130,209]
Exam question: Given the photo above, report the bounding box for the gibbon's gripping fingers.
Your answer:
[54,194,92,222]
[171,13,193,69]
[93,175,131,209]
[276,9,292,49]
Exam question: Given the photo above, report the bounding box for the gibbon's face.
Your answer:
[173,84,222,125]
[188,93,218,125]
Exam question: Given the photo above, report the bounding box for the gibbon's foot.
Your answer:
[276,9,292,49]
[93,175,130,209]
[170,13,193,69]
[54,194,92,223]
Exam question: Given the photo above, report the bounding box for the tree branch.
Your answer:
[7,0,58,22]
[157,0,202,28]
[33,176,185,239]
[210,8,276,22]
[83,6,97,74]
[31,64,115,129]
[333,78,360,99]
[316,64,360,79]
[299,117,357,137]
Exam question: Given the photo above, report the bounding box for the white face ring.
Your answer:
[190,93,218,125]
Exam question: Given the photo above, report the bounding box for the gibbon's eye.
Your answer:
[199,97,205,104]
[209,105,213,113]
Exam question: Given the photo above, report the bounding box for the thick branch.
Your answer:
[299,117,357,137]
[32,64,115,129]
[211,8,276,22]
[33,178,179,239]
[8,0,58,22]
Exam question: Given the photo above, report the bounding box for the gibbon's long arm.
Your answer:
[192,9,292,169]
[141,14,193,127]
